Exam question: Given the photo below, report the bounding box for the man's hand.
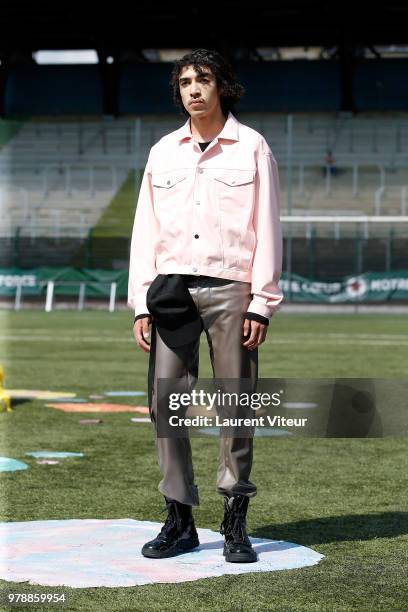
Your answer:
[242,318,268,350]
[133,317,152,353]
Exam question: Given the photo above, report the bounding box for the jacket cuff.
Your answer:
[244,311,269,326]
[133,303,150,317]
[247,299,279,319]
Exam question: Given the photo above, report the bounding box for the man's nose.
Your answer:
[190,81,201,95]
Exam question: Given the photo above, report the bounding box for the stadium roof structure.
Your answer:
[1,1,408,116]
[0,1,408,58]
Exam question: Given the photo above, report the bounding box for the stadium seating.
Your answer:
[1,112,408,242]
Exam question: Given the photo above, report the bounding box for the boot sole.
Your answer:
[223,544,257,563]
[141,538,200,559]
[224,551,258,563]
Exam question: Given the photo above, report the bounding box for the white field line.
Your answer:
[1,331,406,339]
[1,333,408,348]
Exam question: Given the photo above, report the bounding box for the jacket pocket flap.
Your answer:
[214,169,255,187]
[152,173,187,188]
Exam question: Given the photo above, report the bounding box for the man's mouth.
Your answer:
[191,100,205,106]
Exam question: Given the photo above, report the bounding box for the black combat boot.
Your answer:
[141,496,200,558]
[220,495,257,563]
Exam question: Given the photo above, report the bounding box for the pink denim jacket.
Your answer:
[128,111,283,319]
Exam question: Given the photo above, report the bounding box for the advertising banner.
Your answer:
[1,268,408,302]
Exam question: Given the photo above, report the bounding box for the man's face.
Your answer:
[178,65,221,118]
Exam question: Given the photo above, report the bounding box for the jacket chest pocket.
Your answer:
[151,172,187,216]
[211,169,256,271]
[213,169,255,210]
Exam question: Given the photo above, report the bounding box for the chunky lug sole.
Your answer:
[223,543,258,563]
[141,535,200,559]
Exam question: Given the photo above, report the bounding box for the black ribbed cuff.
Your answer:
[134,313,151,324]
[244,312,269,326]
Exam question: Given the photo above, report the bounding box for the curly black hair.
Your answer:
[170,48,245,118]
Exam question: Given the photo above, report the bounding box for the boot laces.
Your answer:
[220,497,248,543]
[159,501,182,536]
[230,510,247,543]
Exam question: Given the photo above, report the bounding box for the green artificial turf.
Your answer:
[0,310,407,611]
[92,169,141,238]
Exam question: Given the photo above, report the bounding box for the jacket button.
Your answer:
[166,180,171,185]
[194,234,199,239]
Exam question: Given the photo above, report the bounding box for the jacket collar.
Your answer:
[175,111,239,143]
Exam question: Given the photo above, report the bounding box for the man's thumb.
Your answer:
[142,320,150,341]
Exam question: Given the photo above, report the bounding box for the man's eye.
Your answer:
[180,78,209,86]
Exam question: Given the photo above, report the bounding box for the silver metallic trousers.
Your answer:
[147,275,258,506]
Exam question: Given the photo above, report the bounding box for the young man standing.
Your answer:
[128,48,283,563]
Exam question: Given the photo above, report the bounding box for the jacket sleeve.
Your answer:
[247,137,284,319]
[127,148,159,317]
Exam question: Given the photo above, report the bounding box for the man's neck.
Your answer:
[189,109,227,143]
